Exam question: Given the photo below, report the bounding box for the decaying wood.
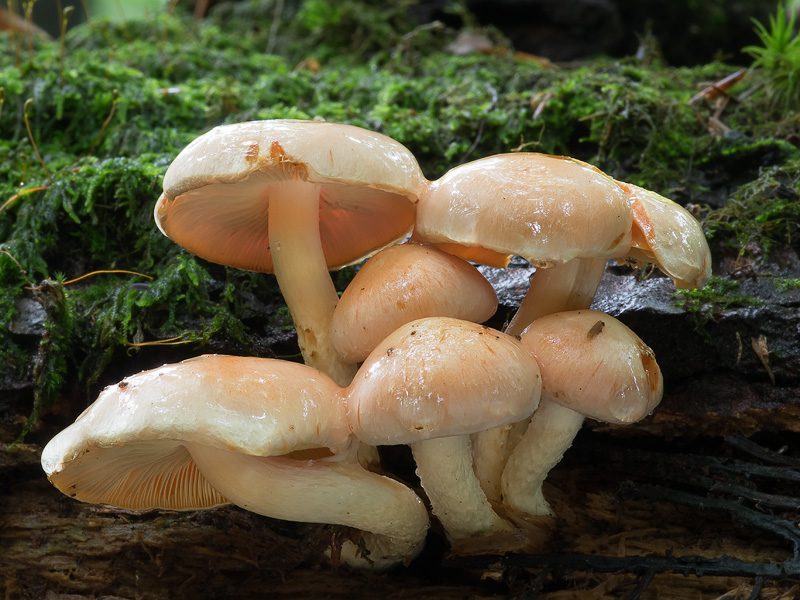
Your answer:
[3,249,800,598]
[4,412,800,598]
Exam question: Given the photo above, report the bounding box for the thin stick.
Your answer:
[266,0,284,54]
[126,334,194,347]
[0,250,35,287]
[61,269,153,286]
[23,99,51,178]
[446,552,800,581]
[87,89,119,157]
[114,0,132,42]
[58,3,75,86]
[23,0,37,64]
[7,1,21,68]
[0,186,47,214]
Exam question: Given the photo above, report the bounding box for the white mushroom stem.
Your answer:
[268,179,357,386]
[471,421,527,504]
[505,257,607,336]
[473,257,606,502]
[499,400,585,517]
[411,436,512,540]
[186,442,429,570]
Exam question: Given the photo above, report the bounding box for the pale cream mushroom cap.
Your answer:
[618,181,712,289]
[331,243,498,364]
[42,354,429,569]
[519,309,663,424]
[501,310,663,523]
[41,355,351,510]
[155,119,426,273]
[346,317,541,446]
[414,153,632,268]
[345,317,541,541]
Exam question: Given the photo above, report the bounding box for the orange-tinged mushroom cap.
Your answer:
[619,182,712,289]
[346,317,541,445]
[519,310,663,424]
[414,153,632,268]
[331,243,498,363]
[155,120,427,272]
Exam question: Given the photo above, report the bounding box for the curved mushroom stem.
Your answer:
[471,421,527,503]
[411,436,512,540]
[186,443,429,570]
[505,257,607,336]
[473,257,606,502]
[268,179,357,386]
[500,400,585,519]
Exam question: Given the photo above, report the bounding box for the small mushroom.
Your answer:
[330,242,497,364]
[346,317,541,542]
[154,120,428,385]
[330,244,508,542]
[500,310,663,530]
[41,355,429,569]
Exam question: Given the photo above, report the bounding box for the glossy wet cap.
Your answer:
[519,309,663,424]
[155,119,428,272]
[331,243,498,363]
[414,153,632,268]
[41,355,350,510]
[619,182,712,289]
[346,317,541,445]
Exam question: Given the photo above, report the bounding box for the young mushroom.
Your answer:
[41,355,429,570]
[500,310,663,533]
[345,317,542,543]
[331,245,520,541]
[154,119,428,385]
[330,242,498,364]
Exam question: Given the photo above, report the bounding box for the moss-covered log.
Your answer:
[2,1,800,597]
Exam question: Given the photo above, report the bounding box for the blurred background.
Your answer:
[1,0,795,66]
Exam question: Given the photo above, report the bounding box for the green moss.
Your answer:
[0,254,33,389]
[703,159,800,257]
[672,276,764,319]
[773,277,800,292]
[12,278,75,445]
[1,1,798,442]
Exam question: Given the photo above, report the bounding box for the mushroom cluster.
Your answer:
[42,120,711,567]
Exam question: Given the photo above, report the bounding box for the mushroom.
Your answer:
[500,310,663,528]
[345,317,541,542]
[330,244,513,542]
[41,355,429,569]
[330,242,498,364]
[493,182,710,521]
[154,119,428,385]
[412,153,710,502]
[412,152,632,499]
[413,152,633,314]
